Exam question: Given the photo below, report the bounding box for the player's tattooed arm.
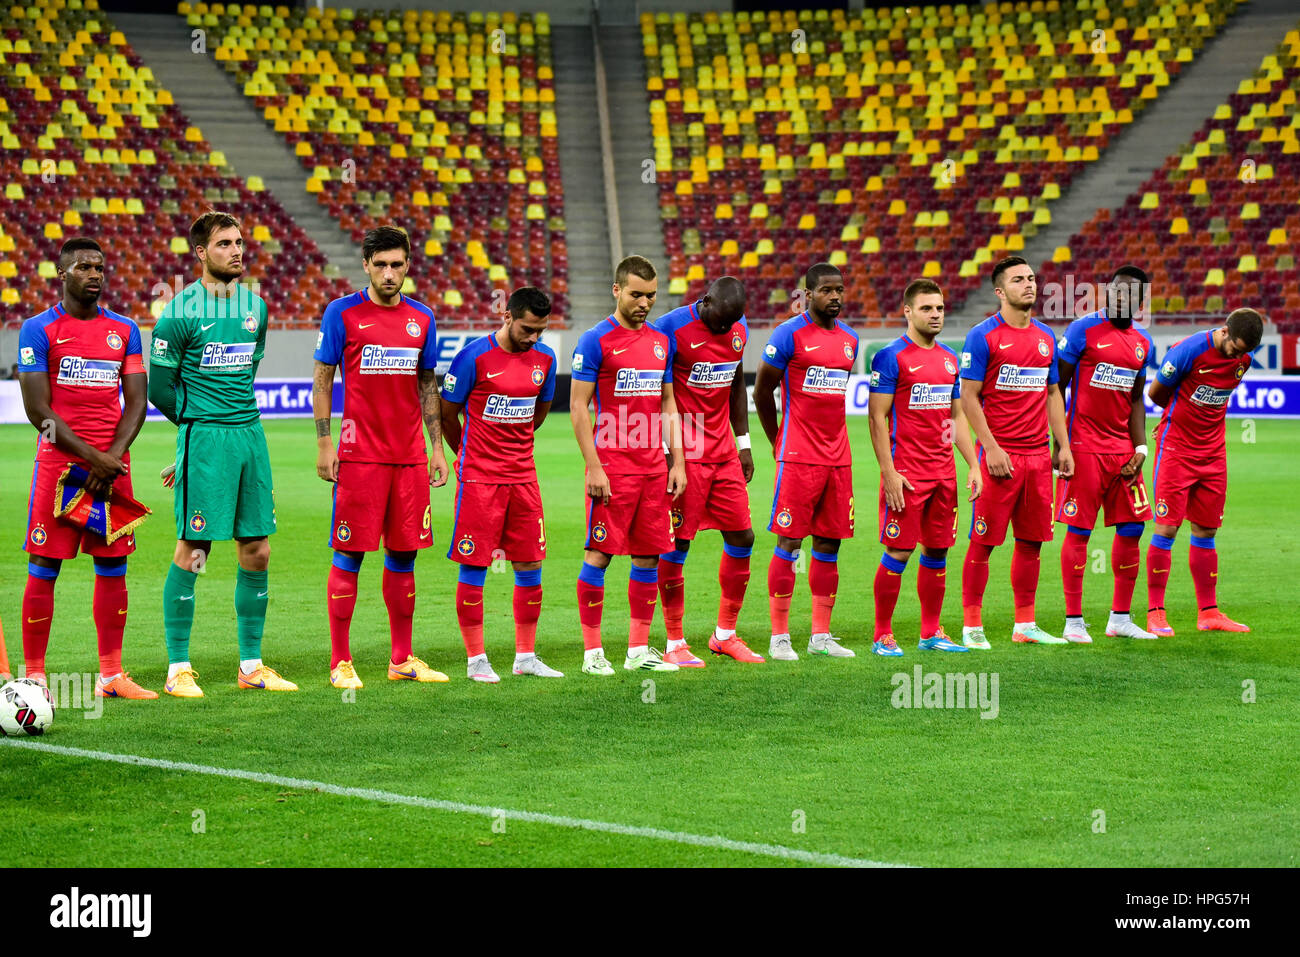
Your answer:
[419,368,449,488]
[313,361,339,482]
[752,362,782,450]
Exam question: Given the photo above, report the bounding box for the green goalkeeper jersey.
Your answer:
[150,280,268,425]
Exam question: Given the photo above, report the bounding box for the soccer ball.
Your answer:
[0,679,55,736]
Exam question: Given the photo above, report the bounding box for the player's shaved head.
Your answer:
[58,237,103,269]
[990,256,1029,290]
[1224,308,1263,354]
[57,237,105,309]
[804,262,842,294]
[699,276,746,332]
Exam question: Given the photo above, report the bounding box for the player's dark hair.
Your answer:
[58,237,103,267]
[508,285,552,320]
[903,278,942,307]
[1225,308,1264,352]
[190,210,241,251]
[362,225,410,263]
[615,255,656,286]
[990,256,1028,289]
[804,262,842,292]
[1111,264,1149,285]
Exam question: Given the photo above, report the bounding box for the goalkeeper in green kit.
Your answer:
[148,210,297,697]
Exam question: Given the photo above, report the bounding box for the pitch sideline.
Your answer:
[3,738,911,868]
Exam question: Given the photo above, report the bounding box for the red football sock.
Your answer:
[1011,539,1042,622]
[917,558,946,639]
[873,559,903,639]
[0,616,10,676]
[717,550,750,631]
[92,572,127,678]
[21,572,55,677]
[809,554,838,635]
[382,566,415,664]
[1146,541,1172,610]
[513,584,541,654]
[456,581,485,657]
[1060,531,1089,618]
[577,578,604,650]
[1189,539,1218,611]
[628,575,657,650]
[1111,534,1141,614]
[327,563,359,668]
[962,543,993,627]
[767,550,797,636]
[656,558,685,641]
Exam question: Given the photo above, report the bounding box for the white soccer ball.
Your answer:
[0,679,55,736]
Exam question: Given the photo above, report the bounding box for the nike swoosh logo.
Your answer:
[999,343,1013,350]
[56,337,75,344]
[407,592,416,598]
[803,345,820,352]
[1152,570,1168,576]
[1120,563,1138,570]
[486,371,505,378]
[420,533,430,540]
[200,323,215,331]
[1197,368,1213,375]
[178,595,194,601]
[1210,572,1218,577]
[775,592,793,599]
[690,340,706,348]
[463,599,482,606]
[330,593,354,599]
[1073,564,1086,570]
[1097,343,1113,349]
[359,323,375,329]
[612,348,629,355]
[257,591,268,597]
[527,600,542,605]
[586,600,603,607]
[117,609,127,615]
[27,616,49,623]
[909,364,924,372]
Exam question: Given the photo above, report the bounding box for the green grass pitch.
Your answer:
[0,415,1296,867]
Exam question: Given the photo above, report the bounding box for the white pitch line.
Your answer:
[3,739,910,868]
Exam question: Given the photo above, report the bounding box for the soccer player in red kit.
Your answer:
[1146,308,1262,635]
[313,226,450,688]
[651,276,764,666]
[1054,266,1158,643]
[441,287,562,682]
[16,238,156,698]
[868,279,981,656]
[753,263,859,660]
[570,255,687,675]
[959,256,1075,648]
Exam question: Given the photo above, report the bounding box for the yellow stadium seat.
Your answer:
[1169,217,1188,235]
[1187,178,1206,195]
[170,237,190,255]
[887,199,906,216]
[860,236,880,254]
[63,210,83,227]
[252,225,272,243]
[1238,255,1257,273]
[44,223,63,240]
[669,276,689,295]
[1241,202,1259,220]
[424,239,443,256]
[1139,192,1159,209]
[295,141,313,156]
[1267,228,1287,246]
[1203,268,1225,286]
[922,261,941,278]
[719,239,738,256]
[797,213,816,230]
[1052,246,1071,263]
[38,261,58,279]
[444,289,463,307]
[1032,207,1051,225]
[184,126,203,142]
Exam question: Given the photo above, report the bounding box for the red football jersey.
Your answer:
[760,312,859,466]
[17,303,144,463]
[1058,310,1154,454]
[869,335,962,479]
[571,316,675,475]
[960,312,1060,455]
[441,333,558,484]
[315,289,438,465]
[1154,330,1251,460]
[652,301,747,464]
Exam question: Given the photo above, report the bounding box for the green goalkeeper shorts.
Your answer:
[174,421,276,541]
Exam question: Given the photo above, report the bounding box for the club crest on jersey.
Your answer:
[406,320,421,338]
[1235,364,1246,380]
[670,507,684,530]
[335,521,351,543]
[944,359,957,376]
[843,343,854,361]
[1062,500,1079,518]
[1135,345,1145,362]
[732,332,744,352]
[885,520,901,539]
[29,524,47,546]
[190,512,207,534]
[531,367,545,386]
[1155,501,1169,519]
[457,537,475,556]
[974,518,988,536]
[653,342,666,361]
[1037,339,1050,357]
[591,523,608,543]
[775,508,793,529]
[106,331,123,351]
[243,312,259,334]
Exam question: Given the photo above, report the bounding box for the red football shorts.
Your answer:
[1055,451,1151,528]
[329,461,432,552]
[879,476,958,550]
[671,456,752,540]
[968,449,1053,546]
[768,462,855,540]
[25,455,136,559]
[1151,447,1225,529]
[449,480,546,565]
[587,471,673,556]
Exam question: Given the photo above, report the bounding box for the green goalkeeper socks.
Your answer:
[163,563,198,665]
[234,566,268,662]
